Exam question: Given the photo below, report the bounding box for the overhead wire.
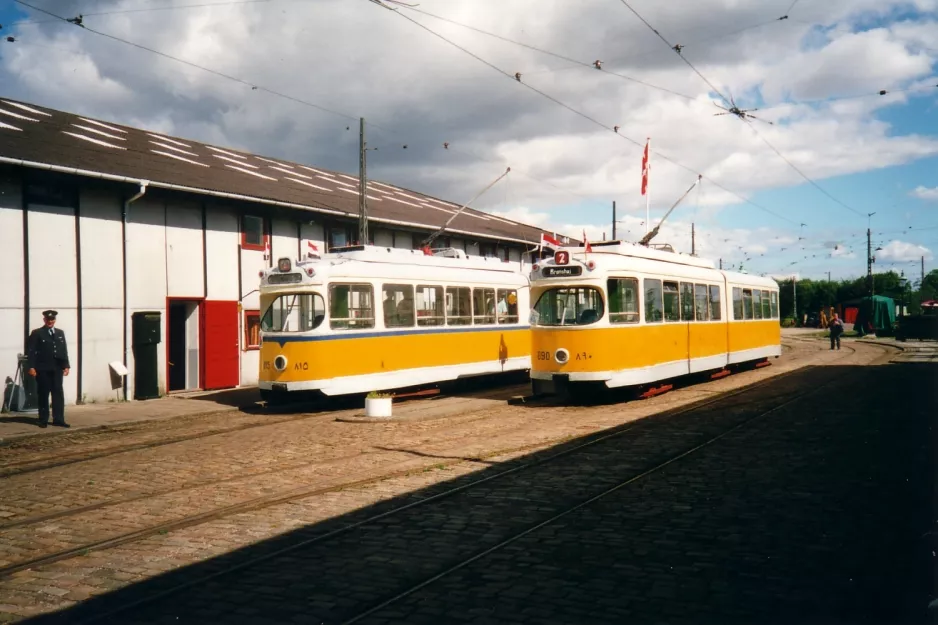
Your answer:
[525,14,795,76]
[612,0,870,220]
[3,0,272,27]
[614,0,733,107]
[12,0,362,123]
[372,1,799,226]
[397,6,697,101]
[7,0,612,222]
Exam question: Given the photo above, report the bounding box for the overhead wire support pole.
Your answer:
[422,167,511,249]
[639,175,701,247]
[358,117,368,245]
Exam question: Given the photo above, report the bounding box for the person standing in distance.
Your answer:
[27,310,71,428]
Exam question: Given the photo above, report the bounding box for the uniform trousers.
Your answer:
[35,369,65,424]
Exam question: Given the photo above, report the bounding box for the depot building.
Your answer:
[0,97,562,406]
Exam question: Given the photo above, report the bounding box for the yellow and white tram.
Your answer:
[528,241,781,395]
[257,245,531,401]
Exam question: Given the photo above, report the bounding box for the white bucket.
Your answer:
[364,396,393,418]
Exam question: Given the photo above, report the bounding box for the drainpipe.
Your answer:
[122,181,149,401]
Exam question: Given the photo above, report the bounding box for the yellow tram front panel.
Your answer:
[259,326,531,384]
[531,322,729,375]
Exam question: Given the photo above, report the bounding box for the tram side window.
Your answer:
[473,288,496,324]
[732,287,744,320]
[644,279,663,323]
[496,289,519,324]
[742,289,754,320]
[383,284,415,328]
[709,285,722,320]
[770,291,779,319]
[608,278,640,324]
[329,284,375,330]
[761,290,772,319]
[446,287,472,326]
[694,284,709,321]
[752,289,763,320]
[416,285,445,327]
[680,282,695,322]
[663,281,681,322]
[533,287,603,325]
[261,293,326,332]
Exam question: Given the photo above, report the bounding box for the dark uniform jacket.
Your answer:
[27,327,70,371]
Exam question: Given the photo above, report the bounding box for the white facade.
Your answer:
[0,166,535,406]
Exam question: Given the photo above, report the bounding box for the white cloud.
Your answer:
[911,185,938,200]
[1,0,936,231]
[876,240,933,261]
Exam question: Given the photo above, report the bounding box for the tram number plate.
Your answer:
[543,266,582,277]
[554,250,570,265]
[536,351,551,361]
[272,383,287,391]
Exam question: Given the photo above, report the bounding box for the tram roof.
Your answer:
[262,245,529,287]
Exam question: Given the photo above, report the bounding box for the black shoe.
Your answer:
[52,422,70,428]
[38,421,48,428]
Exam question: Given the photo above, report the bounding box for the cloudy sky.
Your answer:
[1,0,936,280]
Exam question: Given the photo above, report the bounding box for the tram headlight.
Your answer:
[555,348,569,365]
[274,355,288,372]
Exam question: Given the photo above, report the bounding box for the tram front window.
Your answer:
[533,287,603,326]
[261,293,326,332]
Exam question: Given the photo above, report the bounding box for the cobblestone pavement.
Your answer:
[1,338,928,624]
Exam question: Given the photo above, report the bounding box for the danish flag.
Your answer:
[540,232,562,248]
[582,230,592,253]
[307,240,319,258]
[641,138,650,196]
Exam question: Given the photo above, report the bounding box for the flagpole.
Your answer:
[645,138,651,235]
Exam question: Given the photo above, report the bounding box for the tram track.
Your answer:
[0,381,528,478]
[0,338,833,478]
[0,339,864,582]
[0,339,832,534]
[14,342,889,624]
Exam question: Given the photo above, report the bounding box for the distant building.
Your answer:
[0,98,561,405]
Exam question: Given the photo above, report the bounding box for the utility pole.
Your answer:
[719,258,722,270]
[611,201,616,240]
[358,117,368,245]
[866,212,875,299]
[691,223,696,256]
[793,275,797,324]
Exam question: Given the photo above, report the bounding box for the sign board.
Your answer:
[543,266,583,278]
[554,250,570,265]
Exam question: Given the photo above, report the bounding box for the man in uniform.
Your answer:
[26,310,71,428]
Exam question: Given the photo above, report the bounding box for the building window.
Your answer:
[480,242,496,258]
[244,311,261,350]
[242,215,267,251]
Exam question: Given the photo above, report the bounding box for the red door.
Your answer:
[203,300,239,390]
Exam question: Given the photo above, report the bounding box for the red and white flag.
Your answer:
[641,138,650,196]
[582,229,592,253]
[306,240,319,258]
[540,232,562,249]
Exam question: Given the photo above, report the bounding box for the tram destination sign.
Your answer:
[543,266,583,277]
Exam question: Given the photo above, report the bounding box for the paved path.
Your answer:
[10,339,931,625]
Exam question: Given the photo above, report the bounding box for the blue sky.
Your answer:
[1,0,936,281]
